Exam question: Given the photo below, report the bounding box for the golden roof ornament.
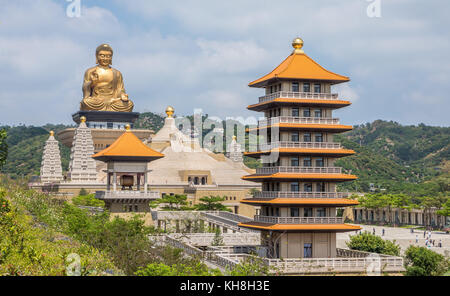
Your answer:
[50,131,54,137]
[125,124,131,131]
[166,106,174,118]
[292,37,304,54]
[80,116,87,123]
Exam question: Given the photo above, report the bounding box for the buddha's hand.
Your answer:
[90,71,99,83]
[120,93,129,102]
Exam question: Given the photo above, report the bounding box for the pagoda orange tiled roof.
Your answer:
[249,51,349,87]
[240,198,359,206]
[92,128,164,160]
[238,222,361,232]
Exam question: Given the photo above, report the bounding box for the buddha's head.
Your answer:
[95,44,113,67]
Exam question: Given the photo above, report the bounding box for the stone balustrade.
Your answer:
[256,166,342,175]
[259,91,339,103]
[253,191,350,199]
[254,215,343,224]
[249,141,342,152]
[259,116,340,127]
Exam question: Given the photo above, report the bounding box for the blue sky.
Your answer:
[0,0,449,127]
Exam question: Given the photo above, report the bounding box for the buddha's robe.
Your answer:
[80,66,134,112]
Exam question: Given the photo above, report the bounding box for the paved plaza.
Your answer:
[337,224,450,256]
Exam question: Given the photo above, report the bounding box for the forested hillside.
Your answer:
[1,116,448,196]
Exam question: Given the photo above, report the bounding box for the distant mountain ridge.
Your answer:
[1,116,448,196]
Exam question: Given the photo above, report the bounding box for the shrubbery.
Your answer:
[404,246,449,276]
[72,194,105,208]
[0,187,119,276]
[346,232,401,256]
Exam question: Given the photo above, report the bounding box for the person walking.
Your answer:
[415,235,418,244]
[423,230,426,238]
[439,239,442,248]
[382,228,385,236]
[373,228,376,235]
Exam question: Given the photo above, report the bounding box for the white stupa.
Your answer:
[227,135,244,163]
[40,131,63,183]
[67,116,98,183]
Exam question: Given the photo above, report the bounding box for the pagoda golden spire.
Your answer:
[292,37,304,54]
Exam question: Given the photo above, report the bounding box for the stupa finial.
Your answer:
[166,106,174,118]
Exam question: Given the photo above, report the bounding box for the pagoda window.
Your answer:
[292,82,299,92]
[303,157,312,167]
[304,243,312,258]
[291,182,299,192]
[315,133,323,142]
[303,133,311,142]
[188,177,191,183]
[304,208,313,217]
[316,157,324,167]
[107,122,113,129]
[290,208,300,217]
[314,109,322,118]
[291,157,299,167]
[304,183,313,192]
[303,83,311,92]
[201,177,206,185]
[317,208,326,217]
[303,108,311,117]
[303,183,312,192]
[194,177,199,185]
[129,205,133,212]
[317,182,326,192]
[134,205,138,212]
[314,83,321,93]
[291,132,299,142]
[292,108,299,117]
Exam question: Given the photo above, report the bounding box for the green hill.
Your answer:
[1,117,448,196]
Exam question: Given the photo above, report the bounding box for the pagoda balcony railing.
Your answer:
[254,215,343,224]
[256,166,342,175]
[96,190,160,199]
[258,91,339,103]
[249,141,342,151]
[259,116,340,127]
[253,191,350,199]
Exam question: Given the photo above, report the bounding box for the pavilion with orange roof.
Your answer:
[93,124,164,213]
[238,37,361,259]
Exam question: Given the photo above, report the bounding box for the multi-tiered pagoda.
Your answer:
[239,38,361,259]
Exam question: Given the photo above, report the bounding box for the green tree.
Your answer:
[72,193,105,208]
[212,228,224,246]
[78,188,88,196]
[195,195,231,211]
[150,194,191,211]
[404,246,450,276]
[226,255,271,276]
[346,232,400,256]
[0,129,7,169]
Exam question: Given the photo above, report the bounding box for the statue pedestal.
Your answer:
[72,110,140,126]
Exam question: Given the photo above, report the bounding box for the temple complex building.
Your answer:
[238,38,361,258]
[142,107,260,217]
[40,131,63,183]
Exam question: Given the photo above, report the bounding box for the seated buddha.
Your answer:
[80,44,134,112]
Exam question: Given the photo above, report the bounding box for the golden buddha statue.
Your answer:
[80,44,134,112]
